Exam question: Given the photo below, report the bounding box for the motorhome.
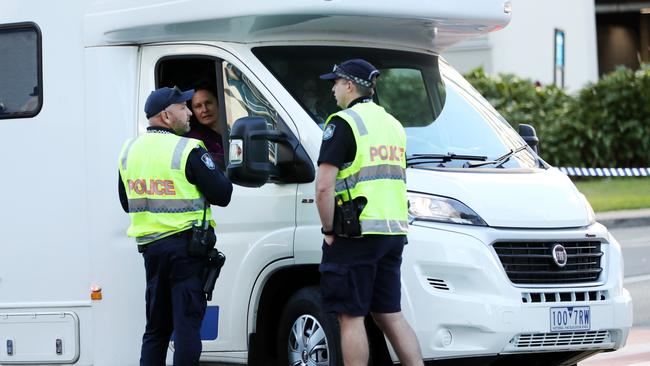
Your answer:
[0,0,633,365]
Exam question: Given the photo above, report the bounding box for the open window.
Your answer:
[155,56,228,169]
[154,55,310,182]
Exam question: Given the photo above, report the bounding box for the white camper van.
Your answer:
[0,1,633,365]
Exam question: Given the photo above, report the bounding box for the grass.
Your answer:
[573,177,650,212]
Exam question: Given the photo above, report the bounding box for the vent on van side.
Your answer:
[426,278,450,291]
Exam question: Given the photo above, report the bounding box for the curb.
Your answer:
[595,209,650,229]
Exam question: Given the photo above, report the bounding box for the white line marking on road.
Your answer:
[624,274,650,284]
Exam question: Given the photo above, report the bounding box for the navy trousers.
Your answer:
[140,232,207,366]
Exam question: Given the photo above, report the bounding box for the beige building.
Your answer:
[444,0,650,91]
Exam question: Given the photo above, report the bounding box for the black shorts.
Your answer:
[319,235,406,316]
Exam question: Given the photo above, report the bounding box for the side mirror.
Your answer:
[518,123,540,154]
[227,117,285,187]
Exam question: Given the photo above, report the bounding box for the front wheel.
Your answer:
[277,286,341,366]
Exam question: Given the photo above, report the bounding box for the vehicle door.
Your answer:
[139,44,298,354]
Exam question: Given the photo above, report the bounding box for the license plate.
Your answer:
[550,306,590,332]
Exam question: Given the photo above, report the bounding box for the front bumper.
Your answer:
[400,222,633,361]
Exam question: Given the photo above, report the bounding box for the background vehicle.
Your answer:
[0,1,632,365]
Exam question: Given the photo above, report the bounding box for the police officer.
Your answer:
[117,86,233,366]
[316,59,424,366]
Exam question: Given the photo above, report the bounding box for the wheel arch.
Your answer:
[247,263,320,365]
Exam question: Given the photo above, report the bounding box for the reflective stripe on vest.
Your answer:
[341,109,368,136]
[118,133,213,244]
[135,231,176,245]
[361,219,409,234]
[172,137,191,169]
[120,138,137,170]
[325,102,408,235]
[127,198,206,214]
[335,164,406,192]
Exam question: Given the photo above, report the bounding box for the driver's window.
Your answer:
[155,56,227,169]
[222,62,281,164]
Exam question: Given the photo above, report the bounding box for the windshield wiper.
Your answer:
[406,153,487,167]
[466,144,529,168]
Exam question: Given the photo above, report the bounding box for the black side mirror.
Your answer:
[227,117,285,187]
[518,124,540,154]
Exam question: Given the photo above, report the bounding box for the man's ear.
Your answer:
[346,80,354,92]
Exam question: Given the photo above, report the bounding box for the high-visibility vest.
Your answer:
[118,132,214,245]
[325,101,408,235]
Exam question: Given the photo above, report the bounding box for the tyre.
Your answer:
[277,286,342,366]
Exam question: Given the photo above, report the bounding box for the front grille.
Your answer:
[513,331,610,348]
[493,241,603,285]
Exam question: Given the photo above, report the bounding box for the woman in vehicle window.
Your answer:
[185,83,225,168]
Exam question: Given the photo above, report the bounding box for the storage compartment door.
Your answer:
[0,312,79,364]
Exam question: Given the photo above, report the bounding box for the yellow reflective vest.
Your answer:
[325,101,408,235]
[118,132,214,245]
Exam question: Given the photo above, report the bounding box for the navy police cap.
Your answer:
[319,58,380,88]
[144,86,194,119]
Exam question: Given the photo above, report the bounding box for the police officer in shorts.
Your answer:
[118,86,232,365]
[316,59,424,366]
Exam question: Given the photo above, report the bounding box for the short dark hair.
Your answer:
[355,84,373,97]
[193,81,217,98]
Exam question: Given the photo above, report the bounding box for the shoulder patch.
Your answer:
[322,124,336,141]
[201,153,216,170]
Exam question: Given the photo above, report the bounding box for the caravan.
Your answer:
[0,0,632,365]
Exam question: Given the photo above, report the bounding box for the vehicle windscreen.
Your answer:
[253,46,540,169]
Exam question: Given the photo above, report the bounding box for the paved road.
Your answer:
[581,225,650,365]
[612,225,650,328]
[613,226,650,279]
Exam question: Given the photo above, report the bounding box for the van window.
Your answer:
[254,46,540,169]
[252,46,444,130]
[222,62,281,164]
[375,68,433,127]
[0,23,42,119]
[155,56,227,169]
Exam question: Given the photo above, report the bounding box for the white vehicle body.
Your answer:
[0,1,632,365]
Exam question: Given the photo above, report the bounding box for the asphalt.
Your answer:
[581,327,650,366]
[596,208,650,229]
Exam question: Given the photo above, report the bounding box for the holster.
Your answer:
[203,249,226,301]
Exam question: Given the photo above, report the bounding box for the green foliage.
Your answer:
[464,65,650,167]
[570,65,650,167]
[575,177,650,212]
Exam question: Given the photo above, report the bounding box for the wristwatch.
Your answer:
[321,227,335,236]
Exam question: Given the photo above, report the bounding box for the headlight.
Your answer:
[408,193,487,226]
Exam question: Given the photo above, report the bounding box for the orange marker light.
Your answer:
[90,284,103,300]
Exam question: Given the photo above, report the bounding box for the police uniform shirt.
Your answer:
[118,126,232,212]
[317,97,373,168]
